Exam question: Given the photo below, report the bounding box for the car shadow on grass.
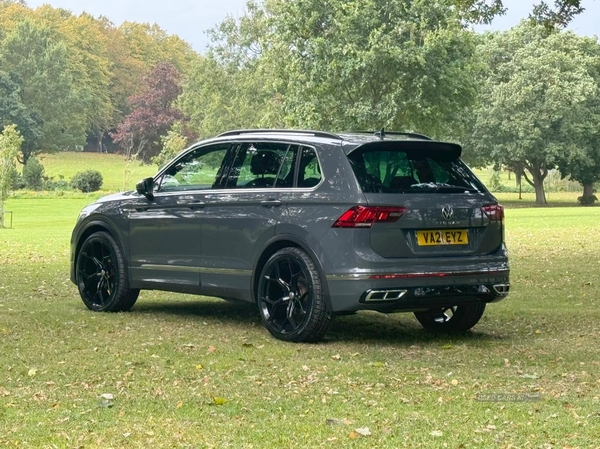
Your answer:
[132,297,508,345]
[134,297,262,324]
[326,312,508,345]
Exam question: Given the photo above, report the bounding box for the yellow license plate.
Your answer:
[416,229,468,246]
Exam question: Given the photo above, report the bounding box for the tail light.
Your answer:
[333,206,406,228]
[482,204,504,221]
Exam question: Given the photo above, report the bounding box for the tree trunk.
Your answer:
[97,131,105,153]
[582,181,594,198]
[531,170,547,206]
[522,164,547,206]
[534,182,547,205]
[19,149,32,166]
[0,202,4,228]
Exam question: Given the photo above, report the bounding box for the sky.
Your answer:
[24,0,600,53]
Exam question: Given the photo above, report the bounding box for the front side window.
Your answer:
[158,144,230,192]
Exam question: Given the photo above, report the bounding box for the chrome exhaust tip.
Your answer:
[364,289,408,302]
[493,283,510,295]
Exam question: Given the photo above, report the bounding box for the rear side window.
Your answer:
[223,143,322,189]
[347,146,485,194]
[297,147,322,188]
[226,142,296,188]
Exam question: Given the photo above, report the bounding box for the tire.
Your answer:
[414,303,486,333]
[257,247,332,342]
[75,231,139,312]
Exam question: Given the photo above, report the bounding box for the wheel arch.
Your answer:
[71,220,128,284]
[251,234,333,312]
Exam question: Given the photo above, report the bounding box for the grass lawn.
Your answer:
[1,199,600,447]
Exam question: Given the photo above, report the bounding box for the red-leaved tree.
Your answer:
[111,62,184,162]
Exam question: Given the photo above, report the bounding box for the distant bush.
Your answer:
[43,178,70,191]
[488,170,503,191]
[23,157,45,190]
[52,179,70,190]
[486,181,535,194]
[71,170,103,193]
[11,171,26,190]
[153,123,187,169]
[545,170,581,193]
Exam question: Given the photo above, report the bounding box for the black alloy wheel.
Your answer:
[76,231,139,312]
[257,247,331,342]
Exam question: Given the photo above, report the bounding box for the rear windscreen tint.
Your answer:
[347,147,486,194]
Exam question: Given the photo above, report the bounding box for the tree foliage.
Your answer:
[0,124,22,227]
[0,70,42,160]
[0,1,200,160]
[530,0,585,29]
[553,36,600,201]
[469,23,599,205]
[187,0,482,138]
[152,122,189,169]
[111,63,185,162]
[22,156,45,190]
[0,19,88,162]
[0,0,596,203]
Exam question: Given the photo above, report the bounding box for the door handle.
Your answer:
[261,199,282,208]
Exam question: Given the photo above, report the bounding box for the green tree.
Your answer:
[180,56,283,138]
[470,23,597,205]
[530,0,585,29]
[0,124,22,227]
[0,70,42,159]
[553,36,600,204]
[199,0,480,138]
[53,10,115,152]
[305,0,474,134]
[0,19,88,163]
[152,122,189,169]
[22,156,44,190]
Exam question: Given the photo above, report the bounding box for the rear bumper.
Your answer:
[325,267,510,313]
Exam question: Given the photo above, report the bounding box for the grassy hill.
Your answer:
[37,152,157,193]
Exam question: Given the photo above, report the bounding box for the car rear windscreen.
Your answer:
[347,142,486,194]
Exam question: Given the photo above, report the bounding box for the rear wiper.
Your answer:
[410,182,478,193]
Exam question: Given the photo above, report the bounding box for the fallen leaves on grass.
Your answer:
[209,393,227,405]
[98,393,114,408]
[326,418,352,426]
[354,427,371,436]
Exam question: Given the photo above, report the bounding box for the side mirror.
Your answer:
[136,177,155,200]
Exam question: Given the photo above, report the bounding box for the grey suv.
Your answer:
[71,130,510,342]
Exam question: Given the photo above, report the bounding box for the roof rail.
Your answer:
[217,129,343,140]
[351,130,432,140]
